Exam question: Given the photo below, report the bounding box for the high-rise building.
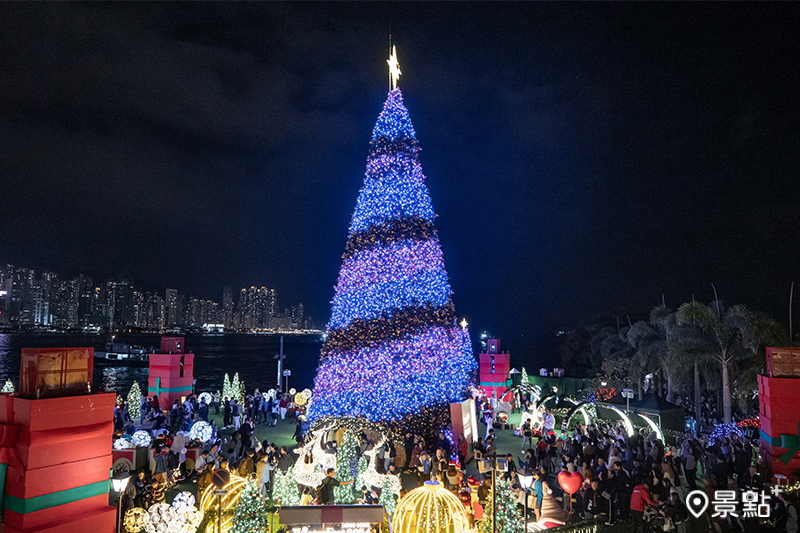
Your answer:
[165,288,178,326]
[222,286,234,329]
[101,278,116,325]
[114,272,135,325]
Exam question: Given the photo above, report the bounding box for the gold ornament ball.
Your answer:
[124,507,147,532]
[392,481,469,533]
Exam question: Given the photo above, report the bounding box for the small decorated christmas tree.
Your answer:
[238,379,246,406]
[273,465,300,506]
[231,479,269,533]
[1,380,14,394]
[222,373,233,400]
[231,373,245,405]
[335,430,359,503]
[477,482,524,533]
[354,455,369,489]
[521,367,529,385]
[127,381,142,421]
[379,476,397,517]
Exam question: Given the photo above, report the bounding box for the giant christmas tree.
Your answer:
[307,85,476,428]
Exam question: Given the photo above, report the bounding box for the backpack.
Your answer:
[315,477,331,503]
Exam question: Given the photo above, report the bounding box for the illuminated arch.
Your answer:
[604,405,635,437]
[636,412,664,443]
[559,401,594,434]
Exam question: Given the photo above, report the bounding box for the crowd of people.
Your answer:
[113,388,304,519]
[111,386,798,533]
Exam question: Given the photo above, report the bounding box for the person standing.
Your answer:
[279,395,289,420]
[232,400,241,430]
[223,397,231,428]
[316,468,353,505]
[630,482,656,533]
[521,420,532,451]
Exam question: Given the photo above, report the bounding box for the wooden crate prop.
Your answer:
[18,348,92,400]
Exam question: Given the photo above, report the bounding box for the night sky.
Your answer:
[1,3,799,365]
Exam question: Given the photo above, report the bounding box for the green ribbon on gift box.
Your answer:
[780,422,800,464]
[3,479,110,514]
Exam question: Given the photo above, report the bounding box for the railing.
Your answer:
[535,520,601,533]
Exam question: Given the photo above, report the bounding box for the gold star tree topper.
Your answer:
[387,45,401,90]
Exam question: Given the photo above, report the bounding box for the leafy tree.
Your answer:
[676,299,759,423]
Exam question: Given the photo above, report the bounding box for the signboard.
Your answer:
[283,370,292,376]
[212,488,229,496]
[212,469,230,488]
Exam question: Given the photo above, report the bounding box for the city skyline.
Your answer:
[0,260,314,332]
[1,4,799,362]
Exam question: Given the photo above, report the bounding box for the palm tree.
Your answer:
[675,300,758,424]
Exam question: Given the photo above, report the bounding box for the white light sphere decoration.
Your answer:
[189,421,212,442]
[172,491,196,511]
[289,387,296,395]
[302,388,312,398]
[113,438,135,450]
[132,430,152,448]
[198,392,212,405]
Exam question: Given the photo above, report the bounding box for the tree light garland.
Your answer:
[307,88,475,427]
[127,381,142,421]
[392,481,469,533]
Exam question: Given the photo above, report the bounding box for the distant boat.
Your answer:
[94,342,151,367]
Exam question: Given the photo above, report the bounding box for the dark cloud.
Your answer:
[1,3,799,365]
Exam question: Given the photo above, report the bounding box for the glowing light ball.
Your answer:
[294,393,308,406]
[198,392,212,405]
[289,387,296,395]
[124,507,147,532]
[189,421,212,442]
[302,388,312,398]
[199,473,247,533]
[146,502,175,532]
[114,438,135,450]
[172,491,196,511]
[132,430,152,448]
[392,481,469,533]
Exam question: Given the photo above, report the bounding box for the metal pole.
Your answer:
[492,468,496,533]
[217,494,222,533]
[523,488,528,532]
[117,494,122,533]
[277,336,284,389]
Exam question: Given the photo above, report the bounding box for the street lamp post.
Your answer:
[518,467,535,532]
[111,472,131,533]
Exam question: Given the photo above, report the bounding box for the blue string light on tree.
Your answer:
[308,88,476,430]
[708,423,743,446]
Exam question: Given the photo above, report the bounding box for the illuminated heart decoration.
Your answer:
[557,471,584,495]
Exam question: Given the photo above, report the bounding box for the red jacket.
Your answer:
[630,484,657,512]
